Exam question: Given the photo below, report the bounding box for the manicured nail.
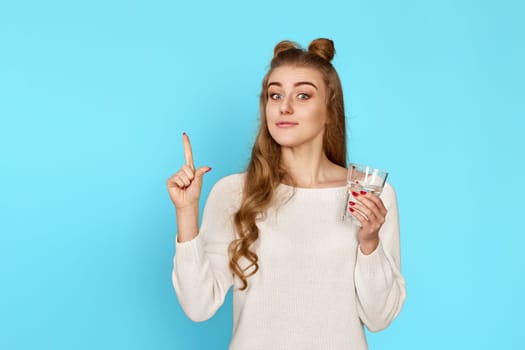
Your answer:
[349,208,355,212]
[183,132,186,136]
[349,201,356,206]
[351,191,359,197]
[205,167,212,173]
[360,191,367,195]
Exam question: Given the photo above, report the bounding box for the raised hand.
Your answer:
[166,133,211,210]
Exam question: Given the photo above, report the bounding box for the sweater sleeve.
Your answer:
[171,175,240,322]
[354,181,407,332]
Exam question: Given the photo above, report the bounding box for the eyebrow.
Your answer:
[267,81,318,90]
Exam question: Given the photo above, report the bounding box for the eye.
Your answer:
[297,93,310,100]
[269,93,282,100]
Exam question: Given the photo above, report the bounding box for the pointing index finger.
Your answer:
[182,133,194,170]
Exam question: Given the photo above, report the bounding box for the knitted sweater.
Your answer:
[172,173,406,350]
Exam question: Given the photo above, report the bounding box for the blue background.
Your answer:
[1,0,523,349]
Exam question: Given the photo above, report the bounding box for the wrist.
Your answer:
[175,205,199,243]
[175,204,199,216]
[359,237,379,255]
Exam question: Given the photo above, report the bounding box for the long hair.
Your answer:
[228,38,347,291]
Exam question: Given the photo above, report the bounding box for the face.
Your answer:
[265,66,329,150]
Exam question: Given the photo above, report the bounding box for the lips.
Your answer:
[276,121,299,128]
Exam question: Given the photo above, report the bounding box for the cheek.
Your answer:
[266,102,278,116]
[315,105,329,124]
[265,106,275,129]
[303,105,328,125]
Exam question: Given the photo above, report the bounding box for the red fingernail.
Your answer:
[351,191,359,197]
[205,167,212,173]
[349,208,355,212]
[360,191,367,195]
[349,201,355,206]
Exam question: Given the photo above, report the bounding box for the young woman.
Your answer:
[167,38,406,349]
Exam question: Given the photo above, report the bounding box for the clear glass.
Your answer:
[342,163,389,226]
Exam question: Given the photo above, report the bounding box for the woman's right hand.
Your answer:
[166,133,211,211]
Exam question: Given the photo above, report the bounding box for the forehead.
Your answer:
[267,66,324,87]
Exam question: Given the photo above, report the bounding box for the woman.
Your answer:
[167,38,406,349]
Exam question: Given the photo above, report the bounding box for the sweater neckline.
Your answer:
[278,182,347,191]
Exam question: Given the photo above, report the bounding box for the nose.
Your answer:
[279,96,293,115]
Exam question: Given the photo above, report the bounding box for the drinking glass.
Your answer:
[342,163,389,225]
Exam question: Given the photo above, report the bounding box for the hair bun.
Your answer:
[308,38,335,62]
[273,40,300,58]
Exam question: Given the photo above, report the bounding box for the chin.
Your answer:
[268,132,295,147]
[268,129,323,149]
[270,136,306,148]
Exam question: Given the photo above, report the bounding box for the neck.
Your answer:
[280,144,345,188]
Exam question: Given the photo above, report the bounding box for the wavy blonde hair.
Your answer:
[228,38,347,291]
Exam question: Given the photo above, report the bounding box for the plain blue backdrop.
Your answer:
[1,0,523,349]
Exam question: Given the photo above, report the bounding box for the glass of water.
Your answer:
[342,163,389,225]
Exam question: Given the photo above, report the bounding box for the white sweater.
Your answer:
[172,173,406,350]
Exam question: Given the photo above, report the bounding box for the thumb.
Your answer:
[195,166,212,179]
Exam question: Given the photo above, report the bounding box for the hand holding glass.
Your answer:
[342,163,389,226]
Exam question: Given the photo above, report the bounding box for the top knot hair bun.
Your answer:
[271,38,335,63]
[273,40,301,58]
[308,38,335,62]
